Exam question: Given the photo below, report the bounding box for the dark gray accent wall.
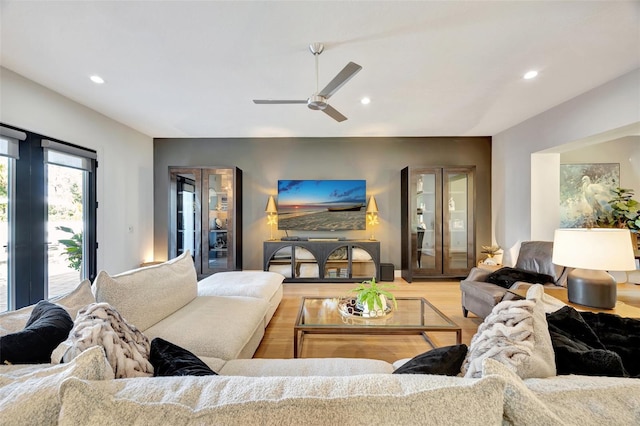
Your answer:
[154,137,491,272]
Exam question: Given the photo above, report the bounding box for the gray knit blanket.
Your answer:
[53,302,153,378]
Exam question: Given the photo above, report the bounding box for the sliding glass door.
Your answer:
[0,124,97,311]
[46,162,88,298]
[0,155,14,312]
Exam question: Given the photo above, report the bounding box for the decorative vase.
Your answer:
[358,294,387,318]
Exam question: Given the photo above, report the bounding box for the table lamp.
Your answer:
[366,196,379,241]
[265,195,278,241]
[552,228,636,309]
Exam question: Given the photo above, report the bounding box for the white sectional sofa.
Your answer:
[92,252,285,360]
[1,256,640,425]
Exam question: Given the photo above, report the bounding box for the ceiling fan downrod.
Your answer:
[308,43,327,110]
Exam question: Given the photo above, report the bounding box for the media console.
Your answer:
[263,240,380,283]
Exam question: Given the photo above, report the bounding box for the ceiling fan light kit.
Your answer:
[253,42,362,122]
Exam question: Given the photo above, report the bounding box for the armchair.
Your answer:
[460,241,568,319]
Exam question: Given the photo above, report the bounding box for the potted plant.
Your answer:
[597,187,640,248]
[56,226,83,272]
[351,277,397,317]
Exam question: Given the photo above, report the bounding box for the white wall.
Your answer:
[560,136,640,191]
[493,68,640,263]
[0,67,154,274]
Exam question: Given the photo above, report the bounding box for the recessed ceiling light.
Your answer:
[523,70,538,80]
[361,97,371,105]
[89,75,105,84]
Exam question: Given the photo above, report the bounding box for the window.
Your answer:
[0,124,97,311]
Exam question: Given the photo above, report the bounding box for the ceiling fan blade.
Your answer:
[318,62,362,99]
[322,105,348,122]
[253,99,307,104]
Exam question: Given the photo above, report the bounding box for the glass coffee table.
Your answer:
[293,297,461,358]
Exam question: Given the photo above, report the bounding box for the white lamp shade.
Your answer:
[265,195,277,213]
[552,228,636,271]
[366,196,378,213]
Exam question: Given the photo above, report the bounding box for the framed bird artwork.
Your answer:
[559,163,620,228]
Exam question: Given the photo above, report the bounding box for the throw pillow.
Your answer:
[54,302,153,378]
[93,251,197,331]
[150,337,217,376]
[48,279,95,321]
[0,279,93,336]
[462,284,556,379]
[0,301,73,364]
[485,267,554,289]
[0,346,113,426]
[393,344,468,376]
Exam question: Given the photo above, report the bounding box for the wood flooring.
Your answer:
[253,278,640,363]
[253,278,483,363]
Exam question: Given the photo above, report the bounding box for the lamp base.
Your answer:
[567,268,617,309]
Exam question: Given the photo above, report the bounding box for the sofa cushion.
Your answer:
[197,271,283,300]
[0,279,94,336]
[515,241,564,283]
[219,357,393,376]
[150,337,217,377]
[143,296,269,360]
[523,374,640,425]
[93,251,197,331]
[0,346,113,426]
[485,267,554,289]
[0,301,73,364]
[198,270,284,326]
[54,303,153,378]
[462,284,556,379]
[393,344,468,376]
[58,374,505,426]
[482,358,564,425]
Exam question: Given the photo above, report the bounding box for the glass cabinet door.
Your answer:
[203,169,234,274]
[413,170,442,276]
[176,175,197,260]
[443,169,474,275]
[170,167,242,277]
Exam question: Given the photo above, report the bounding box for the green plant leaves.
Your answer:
[351,277,398,311]
[56,226,82,271]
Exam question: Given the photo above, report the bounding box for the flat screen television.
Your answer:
[277,180,366,231]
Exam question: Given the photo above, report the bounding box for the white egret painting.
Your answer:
[559,163,619,228]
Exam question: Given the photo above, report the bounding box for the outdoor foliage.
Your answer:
[56,226,83,271]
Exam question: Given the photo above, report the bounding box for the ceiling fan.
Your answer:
[253,43,362,122]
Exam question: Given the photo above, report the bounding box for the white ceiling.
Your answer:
[1,1,639,138]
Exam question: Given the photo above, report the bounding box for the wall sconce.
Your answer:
[265,195,278,241]
[366,196,379,241]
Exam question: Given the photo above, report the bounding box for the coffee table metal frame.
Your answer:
[293,296,462,358]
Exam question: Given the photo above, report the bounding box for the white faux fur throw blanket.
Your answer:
[461,298,535,378]
[53,302,153,378]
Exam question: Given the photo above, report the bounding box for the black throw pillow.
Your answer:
[0,300,73,364]
[149,337,218,376]
[393,344,468,376]
[485,267,555,289]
